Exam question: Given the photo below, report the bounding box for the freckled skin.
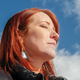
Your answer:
[22,12,59,68]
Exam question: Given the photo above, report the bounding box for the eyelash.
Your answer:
[40,25,55,31]
[40,25,48,29]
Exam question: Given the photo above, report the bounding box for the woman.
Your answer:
[0,8,67,80]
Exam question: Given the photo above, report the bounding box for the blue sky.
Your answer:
[0,0,80,80]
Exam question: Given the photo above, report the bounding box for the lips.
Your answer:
[47,42,56,46]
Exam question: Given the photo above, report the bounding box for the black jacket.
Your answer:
[0,62,67,80]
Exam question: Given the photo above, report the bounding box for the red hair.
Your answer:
[0,8,59,79]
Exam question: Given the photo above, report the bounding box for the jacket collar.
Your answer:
[10,61,67,80]
[11,61,44,80]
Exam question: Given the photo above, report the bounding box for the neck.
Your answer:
[27,57,44,74]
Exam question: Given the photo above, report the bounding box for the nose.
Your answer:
[50,30,59,41]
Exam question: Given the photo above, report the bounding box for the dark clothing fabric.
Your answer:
[0,70,13,80]
[0,62,67,80]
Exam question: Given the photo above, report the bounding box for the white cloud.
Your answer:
[73,0,80,20]
[62,0,80,31]
[53,43,80,80]
[72,43,80,55]
[62,1,74,17]
[72,43,80,50]
[71,0,80,31]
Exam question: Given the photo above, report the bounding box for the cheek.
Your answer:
[23,29,46,49]
[29,29,49,45]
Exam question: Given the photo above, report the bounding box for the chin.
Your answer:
[43,51,56,61]
[49,53,56,59]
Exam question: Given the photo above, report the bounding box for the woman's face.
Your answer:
[23,12,59,61]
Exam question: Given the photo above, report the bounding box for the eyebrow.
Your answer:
[39,21,50,25]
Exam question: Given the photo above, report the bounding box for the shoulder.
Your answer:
[0,69,13,80]
[49,74,68,80]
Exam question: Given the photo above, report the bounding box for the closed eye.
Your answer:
[40,25,48,29]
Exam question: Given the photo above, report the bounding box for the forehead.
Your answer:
[30,12,54,25]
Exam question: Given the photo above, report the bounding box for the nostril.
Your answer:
[50,33,56,40]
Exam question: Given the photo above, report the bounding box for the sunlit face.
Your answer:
[23,12,59,62]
